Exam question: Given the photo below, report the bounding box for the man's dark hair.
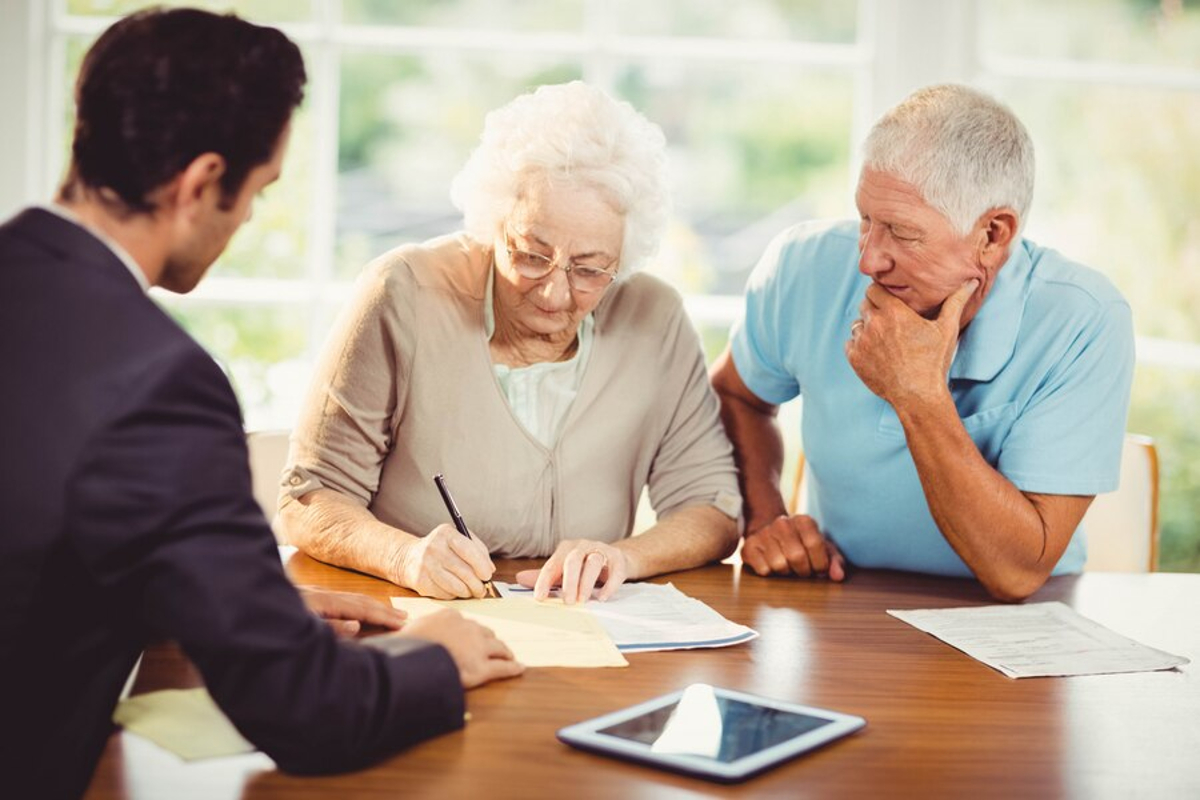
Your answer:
[64,7,306,214]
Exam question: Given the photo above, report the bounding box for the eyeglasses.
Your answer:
[504,232,618,294]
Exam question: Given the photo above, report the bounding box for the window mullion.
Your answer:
[306,0,343,362]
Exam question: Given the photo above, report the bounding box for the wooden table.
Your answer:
[85,555,1200,799]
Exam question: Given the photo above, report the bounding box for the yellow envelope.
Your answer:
[391,596,627,668]
[113,688,254,760]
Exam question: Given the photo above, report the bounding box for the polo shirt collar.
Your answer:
[949,240,1031,383]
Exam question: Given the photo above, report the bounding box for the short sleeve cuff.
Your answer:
[1003,470,1120,496]
[729,325,800,406]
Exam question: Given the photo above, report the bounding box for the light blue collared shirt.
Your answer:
[730,220,1134,577]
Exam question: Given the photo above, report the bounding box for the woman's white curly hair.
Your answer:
[450,81,671,274]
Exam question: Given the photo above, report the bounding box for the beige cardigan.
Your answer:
[281,234,741,558]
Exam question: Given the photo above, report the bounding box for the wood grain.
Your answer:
[84,555,1200,799]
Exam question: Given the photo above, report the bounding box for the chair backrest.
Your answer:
[1082,434,1159,572]
[246,429,291,543]
[787,433,1159,573]
[787,451,808,517]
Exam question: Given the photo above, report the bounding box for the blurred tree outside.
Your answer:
[336,52,581,279]
[984,0,1200,571]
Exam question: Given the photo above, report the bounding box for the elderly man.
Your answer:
[712,84,1134,601]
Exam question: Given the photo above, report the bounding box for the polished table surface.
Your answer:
[85,555,1200,799]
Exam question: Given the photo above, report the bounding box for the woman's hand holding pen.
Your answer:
[396,524,497,599]
[515,539,634,605]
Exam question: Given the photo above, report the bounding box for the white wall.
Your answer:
[0,0,44,219]
[862,0,980,119]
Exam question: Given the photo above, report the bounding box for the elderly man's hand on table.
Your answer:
[845,279,978,406]
[298,586,407,637]
[742,514,846,580]
[514,539,633,604]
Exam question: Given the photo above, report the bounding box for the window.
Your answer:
[15,0,1200,571]
[38,0,863,424]
[976,0,1200,571]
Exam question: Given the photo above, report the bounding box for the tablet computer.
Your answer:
[556,684,865,783]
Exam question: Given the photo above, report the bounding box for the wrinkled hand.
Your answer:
[846,279,978,406]
[400,609,524,688]
[741,515,846,580]
[298,586,406,638]
[515,539,631,604]
[397,524,496,599]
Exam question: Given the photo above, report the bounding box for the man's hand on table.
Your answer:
[298,586,407,637]
[304,585,525,687]
[741,514,846,581]
[400,610,525,688]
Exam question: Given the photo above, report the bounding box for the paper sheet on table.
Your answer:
[495,581,758,653]
[113,688,254,760]
[888,601,1190,679]
[391,596,627,668]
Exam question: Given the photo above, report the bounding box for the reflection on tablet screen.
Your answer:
[597,684,834,763]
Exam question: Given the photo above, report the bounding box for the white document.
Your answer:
[888,601,1190,679]
[496,581,758,653]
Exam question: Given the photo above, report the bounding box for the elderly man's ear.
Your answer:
[975,208,1019,269]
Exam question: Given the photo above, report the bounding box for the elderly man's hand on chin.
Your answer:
[845,279,979,407]
[742,514,846,580]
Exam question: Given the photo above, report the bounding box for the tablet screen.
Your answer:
[596,686,835,763]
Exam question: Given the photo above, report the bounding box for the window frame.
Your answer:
[9,0,1200,379]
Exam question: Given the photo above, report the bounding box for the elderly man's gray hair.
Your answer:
[450,81,671,274]
[863,84,1035,235]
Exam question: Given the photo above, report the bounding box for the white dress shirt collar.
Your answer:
[39,202,152,293]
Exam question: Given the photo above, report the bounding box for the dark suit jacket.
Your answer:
[0,208,464,799]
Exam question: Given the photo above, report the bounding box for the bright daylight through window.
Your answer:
[20,0,1200,571]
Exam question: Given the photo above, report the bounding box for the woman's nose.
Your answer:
[536,266,573,308]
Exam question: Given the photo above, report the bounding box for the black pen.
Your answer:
[432,473,499,598]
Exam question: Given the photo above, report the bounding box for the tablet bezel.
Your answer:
[556,685,866,783]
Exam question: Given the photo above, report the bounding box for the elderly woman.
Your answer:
[278,81,741,603]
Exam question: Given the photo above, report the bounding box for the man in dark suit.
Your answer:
[0,9,522,798]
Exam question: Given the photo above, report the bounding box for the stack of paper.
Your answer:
[497,581,758,653]
[888,601,1190,678]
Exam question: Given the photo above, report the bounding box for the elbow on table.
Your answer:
[979,566,1053,603]
[275,496,316,551]
[716,516,741,561]
[690,505,740,563]
[275,490,344,559]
